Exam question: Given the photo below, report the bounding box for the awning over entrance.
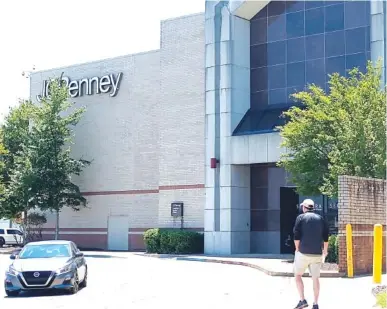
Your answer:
[232,103,304,136]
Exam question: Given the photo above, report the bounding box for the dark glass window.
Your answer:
[326,56,346,79]
[346,27,366,55]
[287,37,305,63]
[268,15,286,42]
[326,1,344,6]
[246,1,371,135]
[305,7,324,36]
[251,19,267,45]
[325,3,344,32]
[251,44,267,68]
[268,65,286,89]
[252,6,267,20]
[0,229,4,234]
[325,31,345,57]
[269,89,287,105]
[268,1,286,17]
[345,1,367,29]
[251,91,268,110]
[346,53,367,73]
[267,41,286,65]
[286,0,304,13]
[366,26,371,52]
[251,67,268,92]
[305,34,324,60]
[306,58,325,88]
[287,62,306,87]
[306,1,324,10]
[287,86,305,103]
[287,11,305,38]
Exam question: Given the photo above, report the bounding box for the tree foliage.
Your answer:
[278,61,386,198]
[0,76,91,223]
[30,78,91,213]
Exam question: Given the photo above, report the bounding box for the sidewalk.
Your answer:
[136,253,343,278]
[0,247,16,255]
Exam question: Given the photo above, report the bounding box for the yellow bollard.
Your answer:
[346,224,354,278]
[373,224,383,284]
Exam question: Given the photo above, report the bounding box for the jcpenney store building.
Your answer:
[30,1,385,254]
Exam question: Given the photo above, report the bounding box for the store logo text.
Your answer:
[37,73,123,102]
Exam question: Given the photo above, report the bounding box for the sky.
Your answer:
[0,0,205,120]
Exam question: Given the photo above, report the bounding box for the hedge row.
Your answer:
[144,229,339,262]
[144,228,204,254]
[325,235,339,263]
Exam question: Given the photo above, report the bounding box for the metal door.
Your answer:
[107,216,129,251]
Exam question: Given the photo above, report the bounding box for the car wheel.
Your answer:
[5,290,19,297]
[0,238,4,248]
[79,268,87,288]
[69,273,79,295]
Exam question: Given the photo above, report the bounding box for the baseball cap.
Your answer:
[301,199,315,209]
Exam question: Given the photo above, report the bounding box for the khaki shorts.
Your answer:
[294,251,323,278]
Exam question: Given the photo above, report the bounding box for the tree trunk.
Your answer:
[23,210,28,245]
[55,210,59,240]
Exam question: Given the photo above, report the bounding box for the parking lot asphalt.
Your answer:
[0,252,378,308]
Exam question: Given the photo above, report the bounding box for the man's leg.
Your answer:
[293,252,308,308]
[295,274,305,300]
[309,262,322,307]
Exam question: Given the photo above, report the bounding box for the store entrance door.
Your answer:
[280,187,299,254]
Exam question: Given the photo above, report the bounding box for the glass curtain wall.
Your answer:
[234,0,371,135]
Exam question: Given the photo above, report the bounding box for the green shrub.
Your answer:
[376,291,387,308]
[143,228,161,253]
[144,228,204,254]
[325,235,339,263]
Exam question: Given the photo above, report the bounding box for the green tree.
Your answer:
[31,77,91,239]
[0,101,36,222]
[1,100,36,186]
[278,61,386,197]
[0,147,39,233]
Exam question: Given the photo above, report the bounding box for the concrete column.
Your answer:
[370,0,386,84]
[204,0,222,254]
[205,0,251,255]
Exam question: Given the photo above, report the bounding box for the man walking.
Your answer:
[292,199,329,309]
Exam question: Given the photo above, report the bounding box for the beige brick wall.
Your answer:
[338,175,386,275]
[158,13,205,228]
[29,13,206,248]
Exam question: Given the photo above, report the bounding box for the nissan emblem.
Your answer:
[33,272,40,278]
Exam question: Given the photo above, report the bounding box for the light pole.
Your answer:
[20,65,36,244]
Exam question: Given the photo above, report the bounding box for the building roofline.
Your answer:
[30,49,160,76]
[161,11,204,23]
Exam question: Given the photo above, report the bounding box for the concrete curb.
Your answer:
[137,253,345,278]
[0,250,13,255]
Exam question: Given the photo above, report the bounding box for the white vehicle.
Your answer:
[0,228,23,247]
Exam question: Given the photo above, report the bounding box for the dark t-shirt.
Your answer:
[293,211,329,255]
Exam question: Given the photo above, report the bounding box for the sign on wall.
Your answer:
[171,202,184,217]
[36,72,123,102]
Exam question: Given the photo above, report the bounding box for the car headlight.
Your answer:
[7,265,19,276]
[56,264,72,274]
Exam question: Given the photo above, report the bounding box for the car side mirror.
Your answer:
[75,252,84,257]
[10,254,16,260]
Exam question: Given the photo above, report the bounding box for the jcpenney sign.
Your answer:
[37,72,123,102]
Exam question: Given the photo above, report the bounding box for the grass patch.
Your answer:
[376,291,387,308]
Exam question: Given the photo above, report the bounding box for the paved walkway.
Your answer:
[136,253,342,277]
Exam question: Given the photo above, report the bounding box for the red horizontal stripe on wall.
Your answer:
[41,228,107,232]
[82,189,159,196]
[159,184,205,190]
[80,184,204,196]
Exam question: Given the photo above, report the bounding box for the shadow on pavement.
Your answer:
[84,254,125,259]
[4,286,87,299]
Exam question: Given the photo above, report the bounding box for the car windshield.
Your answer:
[19,244,71,259]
